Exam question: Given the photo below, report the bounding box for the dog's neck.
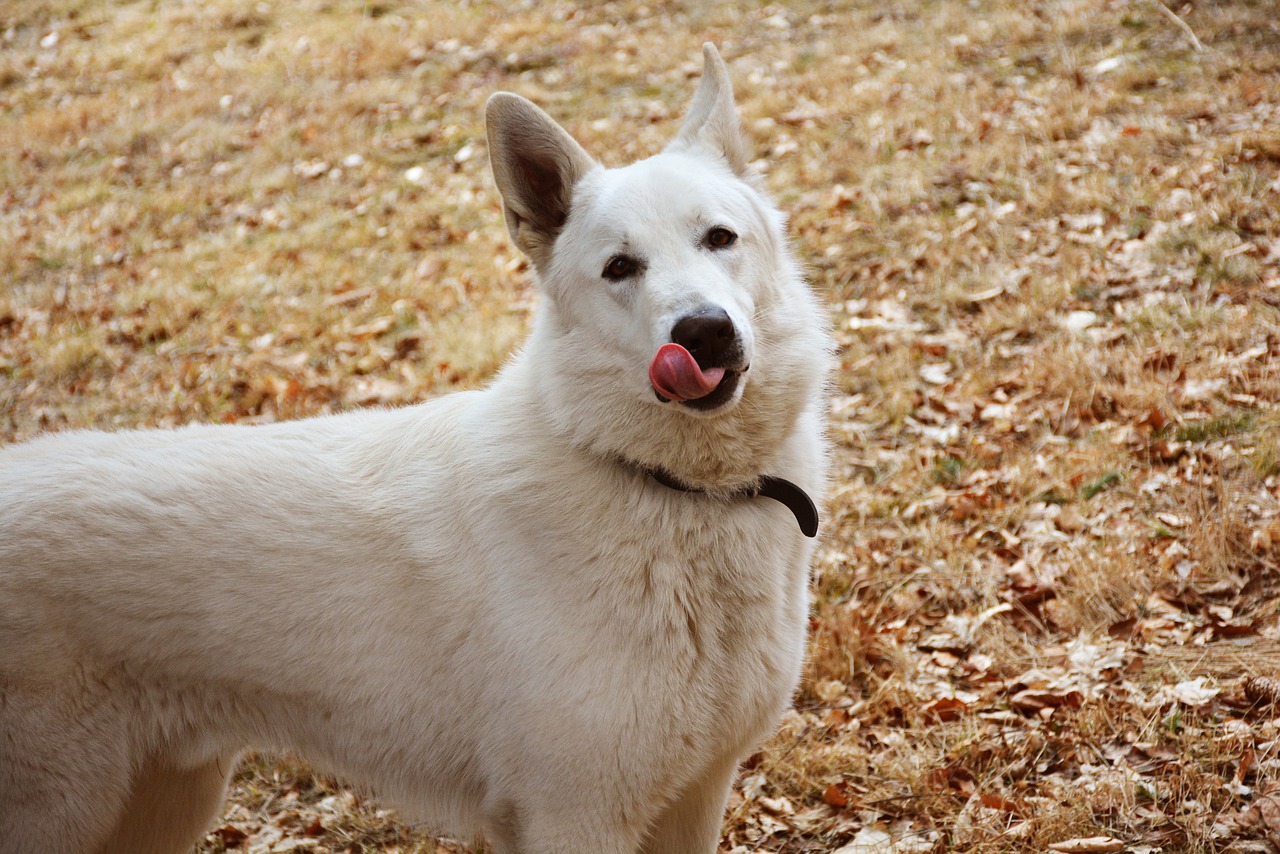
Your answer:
[489,325,821,537]
[641,463,819,538]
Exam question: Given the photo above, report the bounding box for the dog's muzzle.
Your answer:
[649,306,748,410]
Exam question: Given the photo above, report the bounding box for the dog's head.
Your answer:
[486,45,828,488]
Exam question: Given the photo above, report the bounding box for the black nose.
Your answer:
[670,306,738,367]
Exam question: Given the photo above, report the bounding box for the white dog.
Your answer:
[0,44,829,854]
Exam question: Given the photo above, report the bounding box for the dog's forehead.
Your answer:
[579,152,754,234]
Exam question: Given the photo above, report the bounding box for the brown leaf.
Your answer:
[1238,746,1257,784]
[1136,406,1169,430]
[823,781,852,808]
[208,825,248,848]
[1235,789,1280,839]
[924,763,977,795]
[979,792,1022,816]
[1047,837,1125,853]
[1145,439,1186,463]
[821,707,851,728]
[1107,617,1138,640]
[1212,617,1259,639]
[1004,579,1057,608]
[1009,688,1084,713]
[924,696,970,722]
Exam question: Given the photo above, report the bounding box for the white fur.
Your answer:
[0,45,829,854]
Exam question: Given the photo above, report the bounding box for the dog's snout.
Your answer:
[670,306,738,367]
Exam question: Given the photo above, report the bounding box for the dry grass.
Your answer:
[4,0,1280,851]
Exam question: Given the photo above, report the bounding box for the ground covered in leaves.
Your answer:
[4,0,1280,851]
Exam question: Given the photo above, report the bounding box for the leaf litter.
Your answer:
[2,0,1280,851]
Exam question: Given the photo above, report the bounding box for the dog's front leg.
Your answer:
[639,756,739,854]
[482,799,642,854]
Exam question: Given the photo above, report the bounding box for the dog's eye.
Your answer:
[705,227,737,249]
[602,255,638,281]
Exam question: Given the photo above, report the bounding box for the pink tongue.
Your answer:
[649,343,725,402]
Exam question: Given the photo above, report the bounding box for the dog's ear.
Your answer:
[666,44,751,177]
[486,93,598,270]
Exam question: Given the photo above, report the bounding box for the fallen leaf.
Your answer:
[823,781,852,808]
[924,696,970,722]
[1168,677,1220,707]
[919,363,951,385]
[1047,837,1125,853]
[979,792,1022,815]
[1009,688,1085,713]
[833,826,894,853]
[208,825,249,848]
[814,679,849,703]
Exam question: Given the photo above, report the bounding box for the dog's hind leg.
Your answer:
[639,756,738,854]
[96,753,235,854]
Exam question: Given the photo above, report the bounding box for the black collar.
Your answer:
[647,467,819,538]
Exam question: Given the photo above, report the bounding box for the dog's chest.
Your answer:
[602,510,811,754]
[439,440,819,779]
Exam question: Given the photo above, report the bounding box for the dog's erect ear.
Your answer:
[666,44,750,176]
[486,93,598,270]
